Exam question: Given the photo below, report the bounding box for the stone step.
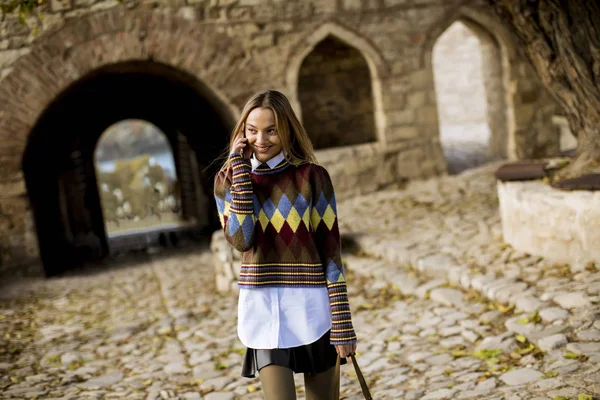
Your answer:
[343,249,600,363]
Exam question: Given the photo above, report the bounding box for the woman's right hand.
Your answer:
[232,133,251,159]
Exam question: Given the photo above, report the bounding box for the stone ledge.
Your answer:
[497,180,600,265]
[315,138,445,198]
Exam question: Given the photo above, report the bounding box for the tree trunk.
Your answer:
[490,0,600,179]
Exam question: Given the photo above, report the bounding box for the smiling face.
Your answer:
[245,107,283,163]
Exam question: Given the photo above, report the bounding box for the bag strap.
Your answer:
[350,354,373,400]
[332,356,341,400]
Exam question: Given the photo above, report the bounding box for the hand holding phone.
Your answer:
[233,125,250,159]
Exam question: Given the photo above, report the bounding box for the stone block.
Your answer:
[537,334,568,352]
[411,69,434,90]
[553,292,591,309]
[211,230,241,294]
[566,342,600,355]
[576,329,600,341]
[499,368,544,385]
[0,180,26,197]
[388,109,415,125]
[49,0,72,12]
[382,91,407,111]
[343,0,362,11]
[416,106,438,125]
[387,126,419,142]
[388,76,411,93]
[513,103,534,124]
[407,91,426,108]
[429,287,465,308]
[176,7,198,20]
[497,180,600,265]
[0,48,30,70]
[250,33,274,48]
[539,307,570,322]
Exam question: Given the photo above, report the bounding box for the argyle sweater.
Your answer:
[214,153,357,345]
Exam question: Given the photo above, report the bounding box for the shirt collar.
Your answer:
[250,151,286,171]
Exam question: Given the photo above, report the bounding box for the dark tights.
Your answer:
[259,364,338,400]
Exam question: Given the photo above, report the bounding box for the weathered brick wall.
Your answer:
[0,0,565,274]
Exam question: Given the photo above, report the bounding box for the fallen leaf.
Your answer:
[498,304,514,313]
[515,335,527,343]
[452,350,468,358]
[517,344,535,355]
[473,349,502,359]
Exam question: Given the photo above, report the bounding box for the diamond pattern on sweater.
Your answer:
[258,210,269,231]
[287,208,302,232]
[322,205,336,230]
[262,198,277,219]
[270,209,285,233]
[278,194,293,218]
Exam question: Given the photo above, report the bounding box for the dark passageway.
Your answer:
[22,61,233,276]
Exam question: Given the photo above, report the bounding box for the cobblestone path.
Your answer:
[1,162,599,399]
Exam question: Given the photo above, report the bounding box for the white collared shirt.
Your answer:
[237,151,332,349]
[249,151,286,171]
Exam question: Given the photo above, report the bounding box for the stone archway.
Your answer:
[421,6,563,163]
[422,8,511,170]
[297,35,377,150]
[22,61,233,276]
[286,22,388,145]
[0,8,250,275]
[432,20,504,173]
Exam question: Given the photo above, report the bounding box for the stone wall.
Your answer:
[497,181,600,265]
[210,230,241,294]
[0,0,566,273]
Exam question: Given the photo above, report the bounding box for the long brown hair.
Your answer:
[219,90,318,171]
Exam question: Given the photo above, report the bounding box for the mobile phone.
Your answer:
[240,123,246,157]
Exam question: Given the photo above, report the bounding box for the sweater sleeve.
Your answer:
[310,165,357,345]
[213,153,256,252]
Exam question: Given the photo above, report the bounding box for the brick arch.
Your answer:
[0,7,247,176]
[285,22,389,144]
[420,6,515,160]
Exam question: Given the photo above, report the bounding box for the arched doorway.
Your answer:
[297,35,377,150]
[432,20,506,174]
[94,119,188,240]
[22,61,232,276]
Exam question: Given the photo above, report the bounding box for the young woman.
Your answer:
[214,90,357,399]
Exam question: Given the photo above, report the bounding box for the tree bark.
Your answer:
[490,0,600,179]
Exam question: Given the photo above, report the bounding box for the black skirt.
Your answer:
[241,330,347,378]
